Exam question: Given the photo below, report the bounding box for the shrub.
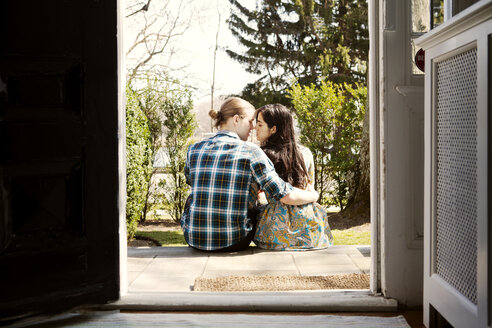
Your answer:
[159,88,197,223]
[126,85,153,240]
[288,81,366,209]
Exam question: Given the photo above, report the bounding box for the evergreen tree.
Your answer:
[227,0,368,104]
[126,85,153,240]
[228,0,370,222]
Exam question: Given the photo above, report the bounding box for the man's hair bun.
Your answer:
[209,109,220,120]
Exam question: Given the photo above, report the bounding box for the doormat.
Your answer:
[193,273,370,292]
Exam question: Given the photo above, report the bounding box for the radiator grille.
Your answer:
[435,48,478,304]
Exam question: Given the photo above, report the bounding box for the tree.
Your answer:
[288,81,366,210]
[125,0,196,84]
[229,0,370,220]
[227,0,368,104]
[211,8,221,112]
[131,78,197,224]
[308,0,369,83]
[238,80,291,107]
[287,83,333,204]
[343,99,370,221]
[134,76,168,222]
[159,88,197,223]
[126,85,153,240]
[227,0,315,105]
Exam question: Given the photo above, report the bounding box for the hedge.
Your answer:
[126,85,153,240]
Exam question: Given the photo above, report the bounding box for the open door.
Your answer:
[368,0,425,306]
[0,0,122,322]
[418,2,491,327]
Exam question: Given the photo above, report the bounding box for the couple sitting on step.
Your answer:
[180,97,333,252]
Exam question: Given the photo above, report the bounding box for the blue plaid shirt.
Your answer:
[181,130,293,250]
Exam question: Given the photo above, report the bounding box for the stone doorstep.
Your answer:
[105,290,397,313]
[126,245,371,293]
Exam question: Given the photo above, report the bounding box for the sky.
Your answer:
[124,0,258,134]
[165,0,257,104]
[167,0,259,135]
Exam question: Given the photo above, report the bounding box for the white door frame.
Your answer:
[368,0,381,295]
[117,0,129,297]
[117,0,389,303]
[369,0,426,306]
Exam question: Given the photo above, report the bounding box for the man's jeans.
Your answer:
[189,205,262,253]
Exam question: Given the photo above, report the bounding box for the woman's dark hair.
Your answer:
[256,104,309,189]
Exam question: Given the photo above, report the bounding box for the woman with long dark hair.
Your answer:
[253,104,333,250]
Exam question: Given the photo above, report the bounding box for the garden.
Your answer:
[125,0,370,247]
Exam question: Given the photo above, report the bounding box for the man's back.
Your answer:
[181,130,292,251]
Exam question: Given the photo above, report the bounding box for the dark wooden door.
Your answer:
[0,0,121,321]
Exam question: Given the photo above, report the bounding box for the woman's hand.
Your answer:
[258,191,268,205]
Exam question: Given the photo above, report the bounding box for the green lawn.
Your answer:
[331,230,370,245]
[135,231,186,246]
[135,229,370,246]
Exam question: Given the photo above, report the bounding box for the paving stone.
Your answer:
[347,253,371,274]
[205,253,297,272]
[145,256,208,275]
[127,271,141,285]
[201,270,299,278]
[292,253,354,266]
[127,245,368,292]
[298,264,363,276]
[128,246,204,258]
[127,257,154,272]
[130,273,195,292]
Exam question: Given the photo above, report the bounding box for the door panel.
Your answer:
[418,5,492,327]
[0,0,120,321]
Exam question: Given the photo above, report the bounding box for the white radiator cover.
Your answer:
[435,47,478,305]
[417,1,491,327]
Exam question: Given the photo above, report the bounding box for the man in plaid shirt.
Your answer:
[181,97,319,252]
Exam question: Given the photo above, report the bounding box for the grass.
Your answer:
[135,229,370,246]
[331,230,370,245]
[135,230,186,246]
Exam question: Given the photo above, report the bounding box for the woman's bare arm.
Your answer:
[280,188,319,205]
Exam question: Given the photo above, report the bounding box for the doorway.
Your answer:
[122,0,371,300]
[120,0,429,309]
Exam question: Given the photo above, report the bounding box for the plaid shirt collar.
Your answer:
[214,129,240,140]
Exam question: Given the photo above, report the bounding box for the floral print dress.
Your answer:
[253,146,334,250]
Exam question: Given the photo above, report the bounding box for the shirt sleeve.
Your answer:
[248,181,260,209]
[248,144,293,201]
[300,145,315,184]
[184,146,191,186]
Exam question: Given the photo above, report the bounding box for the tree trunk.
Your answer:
[335,103,370,225]
[141,167,158,222]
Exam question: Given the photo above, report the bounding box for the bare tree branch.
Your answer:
[126,0,153,18]
[125,0,196,84]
